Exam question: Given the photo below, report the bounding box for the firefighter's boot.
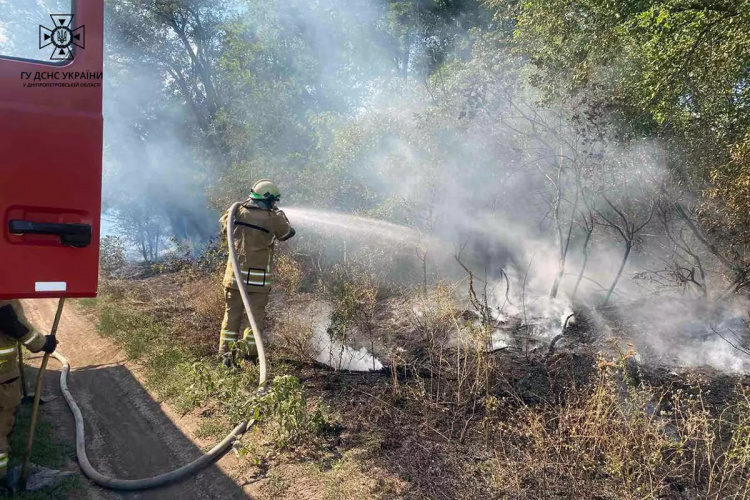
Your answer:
[242,328,259,363]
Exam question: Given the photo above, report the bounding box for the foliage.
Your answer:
[487,0,750,290]
[104,0,492,255]
[107,0,230,141]
[99,235,127,278]
[707,130,750,242]
[252,375,332,449]
[491,0,750,137]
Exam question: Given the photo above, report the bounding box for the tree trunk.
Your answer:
[550,185,579,299]
[603,241,632,305]
[571,227,593,301]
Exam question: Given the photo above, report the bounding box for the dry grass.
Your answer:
[250,448,407,500]
[481,358,750,498]
[275,251,304,295]
[272,296,318,362]
[335,286,750,499]
[88,257,750,499]
[178,276,227,357]
[99,273,227,358]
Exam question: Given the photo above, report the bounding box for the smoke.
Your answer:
[309,301,383,372]
[102,12,218,254]
[603,296,750,372]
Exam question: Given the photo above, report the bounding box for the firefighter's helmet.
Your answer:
[250,179,281,202]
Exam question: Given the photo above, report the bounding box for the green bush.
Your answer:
[253,375,332,449]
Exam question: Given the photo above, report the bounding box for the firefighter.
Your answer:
[219,179,296,366]
[0,300,57,484]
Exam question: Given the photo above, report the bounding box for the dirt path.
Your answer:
[21,299,251,500]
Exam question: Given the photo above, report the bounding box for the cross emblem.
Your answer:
[39,14,85,61]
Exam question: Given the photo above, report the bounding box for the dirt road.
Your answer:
[21,299,251,500]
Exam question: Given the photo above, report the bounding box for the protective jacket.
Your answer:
[220,199,295,292]
[0,300,46,384]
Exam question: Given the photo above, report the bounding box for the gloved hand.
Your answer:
[41,335,58,354]
[279,227,296,242]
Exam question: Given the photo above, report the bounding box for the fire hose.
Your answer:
[20,202,266,491]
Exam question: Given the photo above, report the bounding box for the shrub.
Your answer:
[99,235,127,278]
[275,252,303,295]
[274,311,316,363]
[253,374,332,449]
[151,236,193,274]
[196,236,228,274]
[323,264,380,357]
[486,351,750,498]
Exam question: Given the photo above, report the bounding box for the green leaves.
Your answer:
[504,0,750,135]
[487,0,750,284]
[252,375,332,449]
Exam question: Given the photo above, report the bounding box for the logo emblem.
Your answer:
[39,15,84,61]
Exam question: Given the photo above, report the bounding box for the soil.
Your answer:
[20,298,252,500]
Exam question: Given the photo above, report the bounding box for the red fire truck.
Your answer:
[0,1,103,299]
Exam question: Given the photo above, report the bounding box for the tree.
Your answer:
[100,236,128,278]
[487,0,750,295]
[112,196,169,262]
[107,0,231,161]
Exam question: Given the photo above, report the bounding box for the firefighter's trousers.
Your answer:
[219,287,269,355]
[0,378,21,479]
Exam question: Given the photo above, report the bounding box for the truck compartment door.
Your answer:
[0,0,103,298]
